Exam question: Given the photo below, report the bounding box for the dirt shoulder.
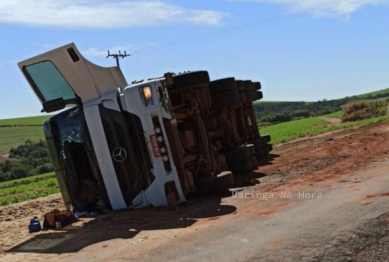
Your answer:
[1,122,389,261]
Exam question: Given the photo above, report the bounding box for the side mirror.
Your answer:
[42,98,66,113]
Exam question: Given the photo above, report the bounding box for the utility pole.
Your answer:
[106,50,130,68]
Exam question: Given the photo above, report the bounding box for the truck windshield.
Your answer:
[23,61,76,103]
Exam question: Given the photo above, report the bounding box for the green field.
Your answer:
[0,115,51,127]
[261,112,389,144]
[0,172,59,206]
[322,111,343,118]
[0,115,51,154]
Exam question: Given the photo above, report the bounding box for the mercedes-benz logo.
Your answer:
[112,147,127,163]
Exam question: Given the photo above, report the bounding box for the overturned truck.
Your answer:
[18,43,272,212]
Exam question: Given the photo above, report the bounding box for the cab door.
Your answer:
[18,43,128,112]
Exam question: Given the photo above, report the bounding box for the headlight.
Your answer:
[140,86,154,106]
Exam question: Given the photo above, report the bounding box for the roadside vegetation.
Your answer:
[342,99,388,122]
[0,172,58,206]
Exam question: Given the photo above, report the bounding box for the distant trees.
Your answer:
[0,140,53,182]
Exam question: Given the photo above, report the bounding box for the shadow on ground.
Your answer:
[7,196,236,254]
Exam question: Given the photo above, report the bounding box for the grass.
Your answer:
[0,115,51,154]
[0,172,59,206]
[0,126,46,154]
[0,115,51,127]
[322,111,343,118]
[0,188,59,206]
[261,113,389,145]
[0,172,56,189]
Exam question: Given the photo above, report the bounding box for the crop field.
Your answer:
[0,172,58,206]
[261,111,389,144]
[0,115,50,127]
[0,115,50,154]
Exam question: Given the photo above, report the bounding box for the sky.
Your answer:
[0,0,388,119]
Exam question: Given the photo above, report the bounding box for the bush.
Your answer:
[35,163,54,174]
[342,100,388,122]
[0,140,52,182]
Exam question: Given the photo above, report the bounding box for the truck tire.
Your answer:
[228,160,253,175]
[209,77,236,94]
[251,156,258,170]
[238,92,246,103]
[245,91,255,101]
[246,144,255,156]
[262,134,271,143]
[256,91,263,100]
[197,171,234,194]
[249,138,263,151]
[224,146,250,164]
[253,82,261,91]
[212,90,239,107]
[172,71,210,90]
[256,149,265,159]
[263,146,269,157]
[243,80,253,91]
[235,80,244,91]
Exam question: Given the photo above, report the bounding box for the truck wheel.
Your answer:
[197,171,234,195]
[245,91,255,101]
[256,149,265,159]
[228,159,253,175]
[212,90,239,107]
[209,77,236,94]
[251,156,258,170]
[224,146,250,164]
[264,147,270,156]
[243,80,253,91]
[246,144,255,156]
[172,71,210,89]
[261,134,271,143]
[238,92,246,103]
[256,91,263,100]
[235,80,244,91]
[249,138,263,151]
[253,82,261,91]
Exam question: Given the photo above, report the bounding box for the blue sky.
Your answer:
[0,0,388,119]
